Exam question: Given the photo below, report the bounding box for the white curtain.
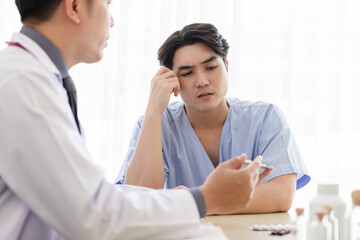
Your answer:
[1,0,359,207]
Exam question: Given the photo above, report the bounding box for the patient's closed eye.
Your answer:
[207,65,217,70]
[181,71,193,77]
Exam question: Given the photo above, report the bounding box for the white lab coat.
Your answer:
[0,32,201,240]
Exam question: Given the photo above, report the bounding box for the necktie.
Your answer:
[62,76,81,134]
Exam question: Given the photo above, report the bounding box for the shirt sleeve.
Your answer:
[189,188,207,218]
[257,104,311,189]
[114,118,142,184]
[0,69,201,239]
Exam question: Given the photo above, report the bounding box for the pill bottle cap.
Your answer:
[351,190,360,206]
[295,208,304,216]
[315,210,326,221]
[322,205,334,215]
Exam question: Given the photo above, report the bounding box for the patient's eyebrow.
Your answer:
[178,65,193,71]
[177,56,218,71]
[201,56,217,64]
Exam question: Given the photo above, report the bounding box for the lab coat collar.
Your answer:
[20,26,69,79]
[10,31,61,82]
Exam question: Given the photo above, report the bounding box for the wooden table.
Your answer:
[204,213,294,240]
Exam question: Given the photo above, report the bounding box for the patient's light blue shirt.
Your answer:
[116,97,311,189]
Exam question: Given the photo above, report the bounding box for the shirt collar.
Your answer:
[20,25,69,79]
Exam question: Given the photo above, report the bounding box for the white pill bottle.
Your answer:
[308,184,347,240]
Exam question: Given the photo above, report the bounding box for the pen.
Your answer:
[243,159,269,169]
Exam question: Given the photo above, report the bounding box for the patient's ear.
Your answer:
[225,60,229,72]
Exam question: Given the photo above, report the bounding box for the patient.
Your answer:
[116,23,311,213]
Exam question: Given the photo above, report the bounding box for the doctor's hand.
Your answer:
[173,185,189,190]
[198,154,272,215]
[146,66,180,116]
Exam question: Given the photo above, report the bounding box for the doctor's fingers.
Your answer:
[235,159,262,186]
[172,185,189,190]
[245,156,262,172]
[221,154,247,170]
[257,166,274,185]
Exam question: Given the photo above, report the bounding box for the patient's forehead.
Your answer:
[173,43,219,70]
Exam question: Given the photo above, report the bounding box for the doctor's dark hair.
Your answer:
[158,23,229,70]
[15,0,93,23]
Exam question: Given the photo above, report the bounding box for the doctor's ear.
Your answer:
[64,0,82,24]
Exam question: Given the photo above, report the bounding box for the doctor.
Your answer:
[0,0,271,239]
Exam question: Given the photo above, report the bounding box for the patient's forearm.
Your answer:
[124,111,164,189]
[234,173,297,214]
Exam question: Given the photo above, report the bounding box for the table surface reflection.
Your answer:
[204,212,294,240]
